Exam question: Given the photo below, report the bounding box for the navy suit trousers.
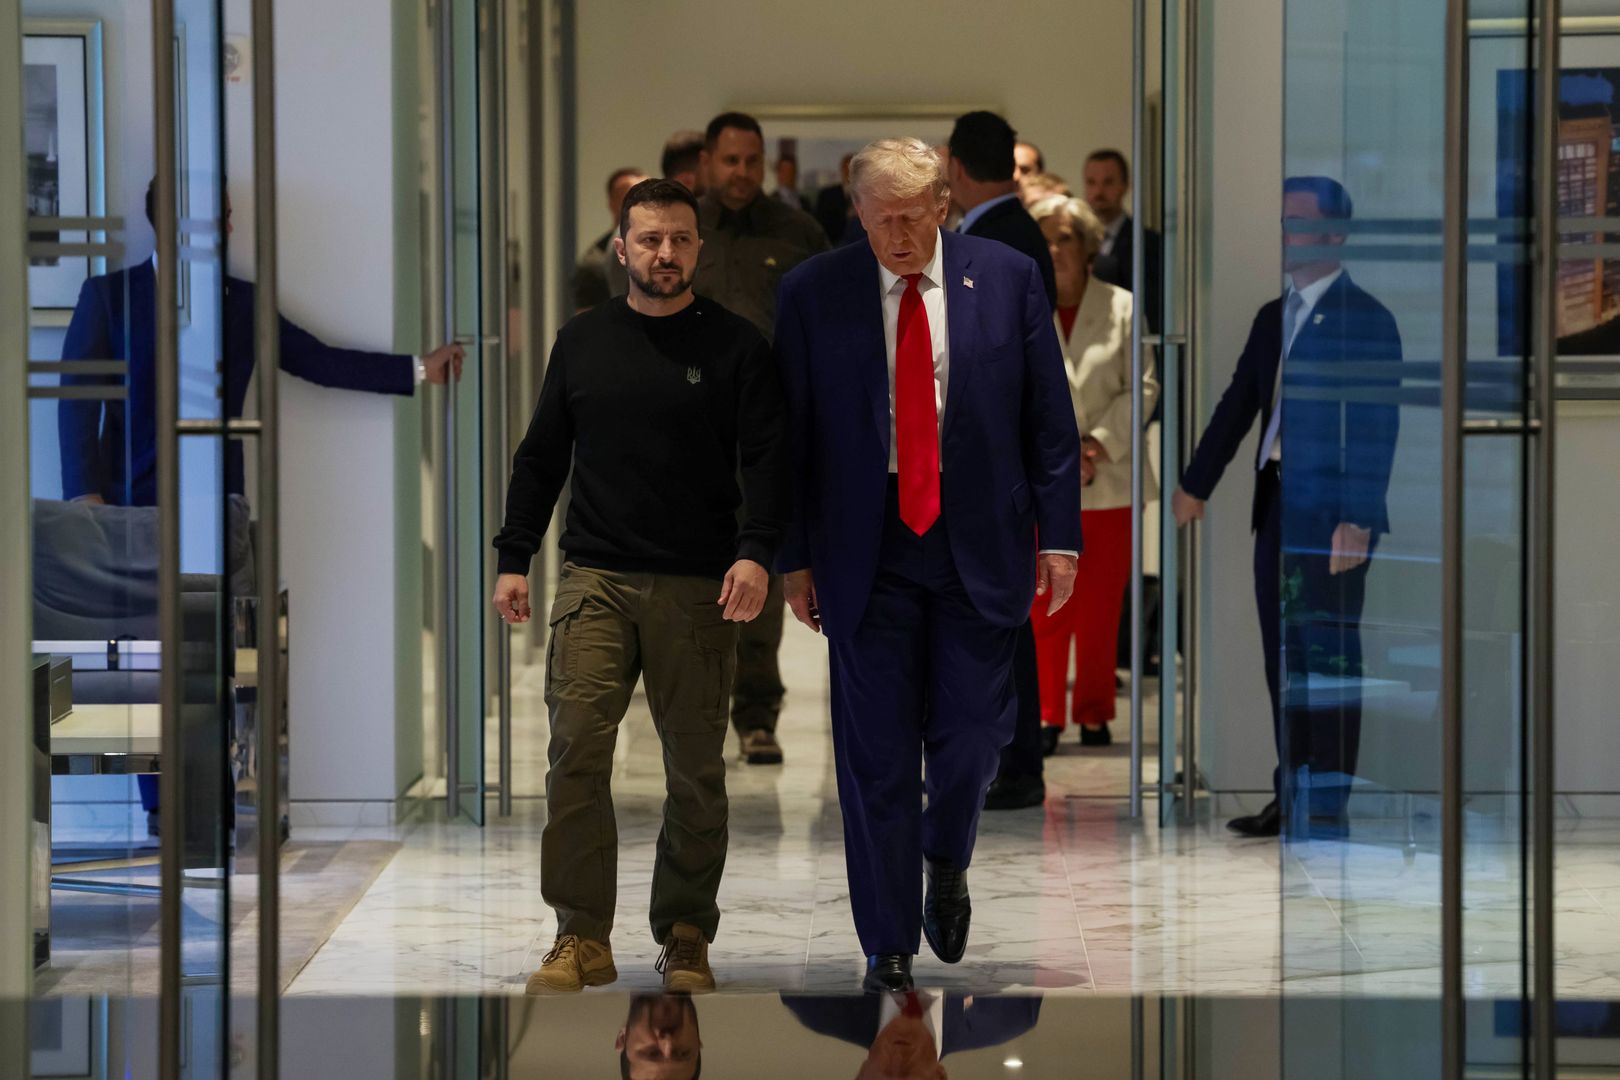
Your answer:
[1254,463,1368,814]
[829,482,1019,956]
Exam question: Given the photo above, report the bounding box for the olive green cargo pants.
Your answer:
[540,563,737,944]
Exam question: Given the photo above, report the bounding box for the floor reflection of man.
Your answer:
[782,992,1040,1080]
[616,994,703,1080]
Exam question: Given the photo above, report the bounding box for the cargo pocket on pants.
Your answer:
[670,618,737,733]
[546,587,590,694]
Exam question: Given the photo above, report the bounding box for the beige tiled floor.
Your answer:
[286,630,1620,998]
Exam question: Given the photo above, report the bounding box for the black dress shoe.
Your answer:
[1040,726,1062,757]
[1227,800,1281,837]
[1078,724,1113,747]
[863,954,915,992]
[923,859,971,964]
[984,773,1045,811]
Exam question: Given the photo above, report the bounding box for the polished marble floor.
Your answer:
[285,631,1620,999]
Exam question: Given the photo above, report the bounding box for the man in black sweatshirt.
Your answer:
[491,178,789,997]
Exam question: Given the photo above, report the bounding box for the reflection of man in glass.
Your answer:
[1173,176,1402,838]
[782,992,1039,1079]
[616,994,703,1080]
[58,178,464,507]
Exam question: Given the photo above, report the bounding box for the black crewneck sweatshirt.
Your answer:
[493,294,788,581]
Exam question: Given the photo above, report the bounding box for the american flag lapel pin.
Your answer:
[1313,313,1325,325]
[963,276,974,289]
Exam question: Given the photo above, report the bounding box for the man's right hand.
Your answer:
[784,569,821,634]
[492,573,531,625]
[1171,487,1205,527]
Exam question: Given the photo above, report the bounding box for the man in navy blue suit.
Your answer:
[58,179,465,507]
[782,991,1040,1077]
[776,138,1082,991]
[1173,176,1402,838]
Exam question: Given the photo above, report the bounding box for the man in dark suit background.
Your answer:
[946,111,1062,813]
[1173,176,1402,838]
[1084,149,1163,332]
[813,152,863,247]
[776,137,1081,991]
[782,991,1040,1078]
[59,179,464,507]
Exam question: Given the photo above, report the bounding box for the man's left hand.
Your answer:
[718,559,769,622]
[1081,435,1112,464]
[423,343,466,384]
[1035,552,1079,616]
[1329,523,1372,575]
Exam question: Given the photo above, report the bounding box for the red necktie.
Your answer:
[895,273,941,535]
[902,991,924,1019]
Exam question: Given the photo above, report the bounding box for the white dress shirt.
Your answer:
[1259,267,1342,464]
[878,233,950,474]
[876,234,1075,558]
[877,990,945,1061]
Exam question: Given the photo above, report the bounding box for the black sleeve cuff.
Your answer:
[736,537,778,572]
[496,550,533,577]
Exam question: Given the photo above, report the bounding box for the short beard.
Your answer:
[628,262,694,300]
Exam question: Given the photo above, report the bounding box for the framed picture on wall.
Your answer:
[23,20,107,327]
[1486,19,1620,361]
[726,104,996,244]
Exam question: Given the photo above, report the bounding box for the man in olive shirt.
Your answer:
[694,111,830,766]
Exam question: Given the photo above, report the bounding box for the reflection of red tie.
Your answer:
[902,991,924,1019]
[896,273,940,535]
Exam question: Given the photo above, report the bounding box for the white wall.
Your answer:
[224,0,414,808]
[572,0,1134,242]
[1194,0,1283,795]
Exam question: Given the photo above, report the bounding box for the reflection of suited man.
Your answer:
[777,139,1081,990]
[1175,177,1401,838]
[783,992,1040,1078]
[59,184,459,506]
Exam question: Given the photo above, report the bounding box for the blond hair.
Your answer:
[849,137,950,205]
[1030,194,1106,260]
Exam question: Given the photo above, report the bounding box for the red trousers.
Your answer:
[1031,506,1132,729]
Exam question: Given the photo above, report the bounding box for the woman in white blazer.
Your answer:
[1029,195,1159,751]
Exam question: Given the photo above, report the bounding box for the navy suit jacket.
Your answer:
[774,231,1083,641]
[782,994,1041,1058]
[962,196,1057,311]
[59,260,415,506]
[1181,271,1402,540]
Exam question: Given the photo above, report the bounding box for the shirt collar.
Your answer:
[958,191,1021,234]
[1288,267,1343,308]
[878,230,946,296]
[1104,214,1127,241]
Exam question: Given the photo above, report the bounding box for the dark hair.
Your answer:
[1086,149,1130,184]
[606,167,645,196]
[1283,175,1354,219]
[703,111,764,150]
[661,131,706,178]
[948,111,1017,183]
[1019,141,1046,171]
[618,177,701,238]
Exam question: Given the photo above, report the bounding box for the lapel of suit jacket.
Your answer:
[845,243,893,460]
[1287,270,1351,363]
[941,231,977,442]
